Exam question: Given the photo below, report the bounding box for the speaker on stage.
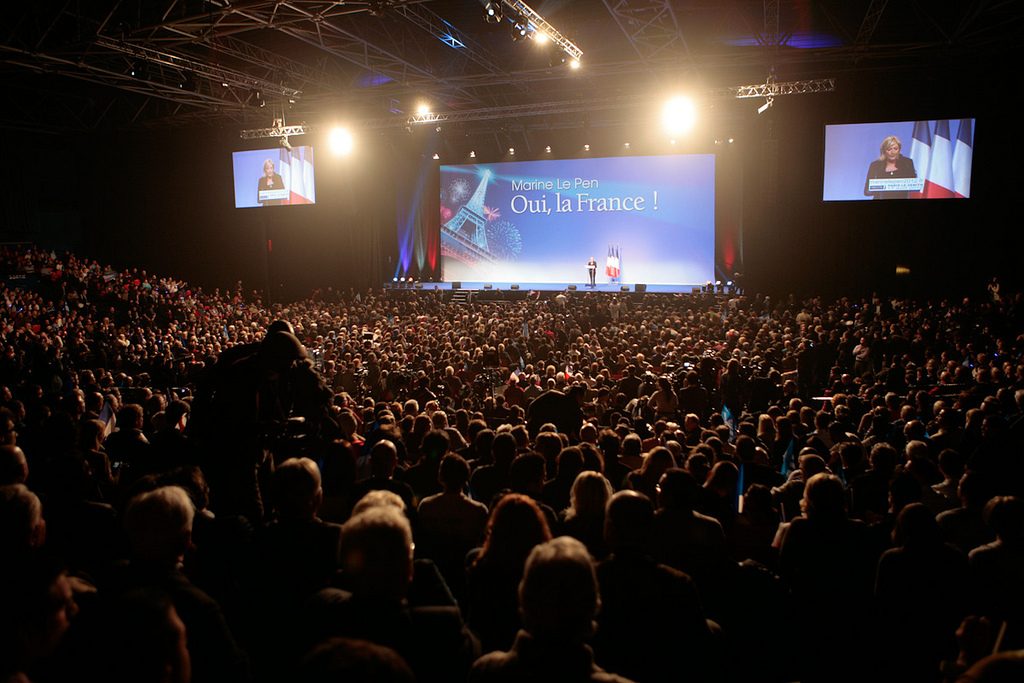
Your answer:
[511,284,520,290]
[620,285,630,292]
[568,284,577,291]
[451,281,461,289]
[635,283,647,292]
[484,284,493,290]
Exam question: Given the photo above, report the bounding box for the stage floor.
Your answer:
[394,281,702,293]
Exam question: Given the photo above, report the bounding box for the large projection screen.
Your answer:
[439,154,715,286]
[823,119,975,201]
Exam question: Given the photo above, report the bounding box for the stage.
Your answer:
[387,281,705,294]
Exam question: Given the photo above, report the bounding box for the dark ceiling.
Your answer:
[1,1,1021,135]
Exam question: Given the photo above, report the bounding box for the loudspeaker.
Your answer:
[620,285,630,292]
[484,284,493,290]
[451,281,461,289]
[691,287,701,295]
[635,283,647,292]
[414,283,423,289]
[568,284,577,291]
[511,284,520,290]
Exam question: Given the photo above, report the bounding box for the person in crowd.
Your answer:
[465,493,552,653]
[470,536,636,682]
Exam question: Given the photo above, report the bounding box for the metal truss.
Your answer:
[855,0,889,45]
[395,78,836,129]
[239,124,311,140]
[92,37,302,99]
[719,78,836,99]
[601,1,691,62]
[500,1,583,62]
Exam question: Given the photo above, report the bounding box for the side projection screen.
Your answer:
[823,119,975,201]
[232,146,316,208]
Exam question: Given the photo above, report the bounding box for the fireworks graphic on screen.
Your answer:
[448,178,472,204]
[486,220,522,260]
[484,205,501,222]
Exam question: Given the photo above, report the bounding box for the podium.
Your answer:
[258,188,289,202]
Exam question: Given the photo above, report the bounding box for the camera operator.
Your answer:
[192,327,331,522]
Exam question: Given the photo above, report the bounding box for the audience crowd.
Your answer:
[2,244,1024,682]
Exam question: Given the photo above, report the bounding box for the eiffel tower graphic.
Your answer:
[442,170,497,265]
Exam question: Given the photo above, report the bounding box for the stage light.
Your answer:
[470,150,476,158]
[484,1,502,23]
[662,96,696,135]
[568,58,581,70]
[624,142,631,149]
[534,32,549,45]
[416,102,431,116]
[583,144,590,152]
[511,21,528,41]
[757,99,772,115]
[432,153,440,160]
[393,277,398,282]
[670,139,676,145]
[508,147,515,155]
[328,127,354,156]
[728,138,734,143]
[545,145,551,153]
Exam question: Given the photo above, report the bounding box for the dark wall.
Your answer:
[739,64,1019,298]
[2,59,1018,300]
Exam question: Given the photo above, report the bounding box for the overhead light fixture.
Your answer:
[545,145,551,153]
[728,138,734,143]
[508,147,515,155]
[757,98,773,114]
[583,144,590,152]
[416,102,431,116]
[662,96,697,135]
[328,127,354,156]
[470,150,476,158]
[568,58,581,70]
[533,32,549,45]
[484,1,502,23]
[432,153,440,160]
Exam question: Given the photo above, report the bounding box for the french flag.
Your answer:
[280,147,316,205]
[951,119,973,198]
[924,120,957,198]
[908,121,931,199]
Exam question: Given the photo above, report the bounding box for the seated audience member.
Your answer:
[969,496,1024,650]
[470,432,517,508]
[417,453,489,595]
[306,506,478,681]
[466,493,552,653]
[349,440,416,515]
[594,491,715,683]
[86,589,192,683]
[403,429,450,501]
[470,536,636,683]
[0,553,79,683]
[938,472,996,553]
[623,446,675,502]
[777,473,875,682]
[296,637,413,683]
[560,471,613,560]
[0,483,47,555]
[731,483,780,566]
[0,445,29,486]
[874,503,969,682]
[116,485,249,683]
[543,446,585,512]
[650,468,732,615]
[254,457,342,600]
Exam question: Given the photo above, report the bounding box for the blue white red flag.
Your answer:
[925,120,956,198]
[908,121,931,199]
[951,119,973,198]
